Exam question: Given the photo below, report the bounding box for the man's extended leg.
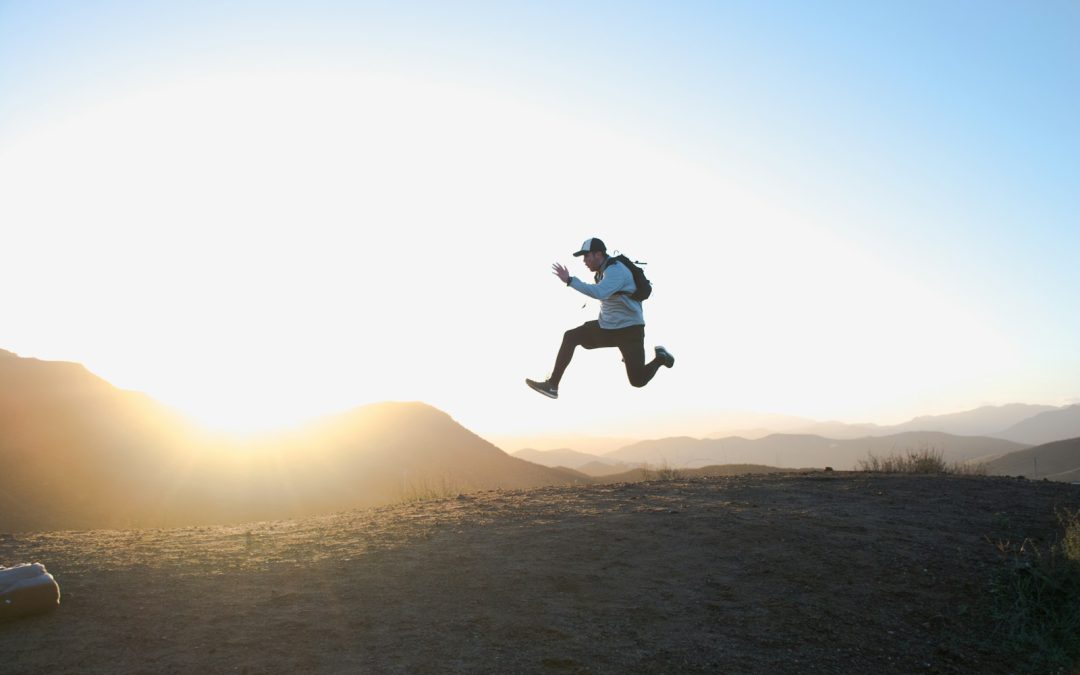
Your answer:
[549,321,605,387]
[528,321,611,398]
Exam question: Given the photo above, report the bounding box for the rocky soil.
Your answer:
[2,472,1079,673]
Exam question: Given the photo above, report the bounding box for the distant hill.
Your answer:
[285,402,584,501]
[787,421,884,440]
[984,436,1080,481]
[885,403,1058,437]
[703,404,1059,441]
[511,448,638,477]
[593,463,801,483]
[492,404,1070,456]
[993,405,1080,445]
[0,350,578,531]
[776,404,1057,440]
[605,432,1029,470]
[575,461,634,477]
[512,447,620,470]
[708,422,883,441]
[487,433,635,456]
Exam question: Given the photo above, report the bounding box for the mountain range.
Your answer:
[703,403,1074,443]
[514,432,1029,472]
[990,405,1080,445]
[511,447,632,477]
[3,348,1080,532]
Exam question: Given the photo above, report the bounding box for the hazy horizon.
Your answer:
[4,340,1080,537]
[4,345,1076,450]
[3,3,1077,438]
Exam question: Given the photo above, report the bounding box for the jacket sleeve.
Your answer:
[568,262,634,300]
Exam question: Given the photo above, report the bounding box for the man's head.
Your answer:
[573,237,607,273]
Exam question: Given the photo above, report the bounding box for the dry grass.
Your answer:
[639,460,685,481]
[858,445,987,476]
[399,474,462,503]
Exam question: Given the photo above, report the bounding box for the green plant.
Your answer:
[989,509,1080,671]
[1060,508,1080,563]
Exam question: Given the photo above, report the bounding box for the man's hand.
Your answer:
[552,262,571,284]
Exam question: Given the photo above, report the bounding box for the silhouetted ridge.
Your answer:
[0,352,576,531]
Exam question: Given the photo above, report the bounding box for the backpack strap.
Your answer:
[593,255,617,283]
[596,255,631,295]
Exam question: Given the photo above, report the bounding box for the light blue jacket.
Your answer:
[568,258,645,329]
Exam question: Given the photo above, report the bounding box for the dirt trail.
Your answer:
[2,472,1078,673]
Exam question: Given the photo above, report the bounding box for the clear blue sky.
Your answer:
[2,1,1078,438]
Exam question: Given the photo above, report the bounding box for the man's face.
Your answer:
[582,250,605,272]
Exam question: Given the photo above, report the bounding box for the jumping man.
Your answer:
[526,237,674,399]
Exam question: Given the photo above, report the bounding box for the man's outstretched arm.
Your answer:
[555,262,633,300]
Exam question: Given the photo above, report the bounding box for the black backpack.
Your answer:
[598,254,653,302]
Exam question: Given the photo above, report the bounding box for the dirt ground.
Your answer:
[2,472,1079,674]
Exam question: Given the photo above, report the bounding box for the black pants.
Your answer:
[549,321,662,388]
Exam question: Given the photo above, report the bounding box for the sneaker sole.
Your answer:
[526,380,558,399]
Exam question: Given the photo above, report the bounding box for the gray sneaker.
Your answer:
[654,346,675,368]
[525,378,558,399]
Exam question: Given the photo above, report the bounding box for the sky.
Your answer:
[2,1,1078,440]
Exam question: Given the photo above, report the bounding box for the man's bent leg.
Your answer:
[617,326,662,388]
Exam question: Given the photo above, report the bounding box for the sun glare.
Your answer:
[3,70,653,435]
[1,65,1031,437]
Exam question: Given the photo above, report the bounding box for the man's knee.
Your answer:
[626,367,650,388]
[563,323,598,349]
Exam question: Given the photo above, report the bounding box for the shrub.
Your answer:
[640,460,684,482]
[857,445,987,475]
[989,509,1080,671]
[399,474,461,503]
[859,446,947,473]
[1061,509,1080,563]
